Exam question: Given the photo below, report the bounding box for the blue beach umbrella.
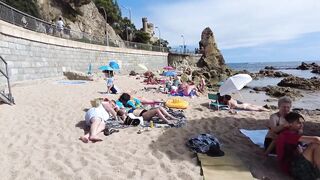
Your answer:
[109,60,120,70]
[163,71,177,77]
[98,65,114,71]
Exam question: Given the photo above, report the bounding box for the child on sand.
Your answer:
[103,70,117,94]
[276,112,320,179]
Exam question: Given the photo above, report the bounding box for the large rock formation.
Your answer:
[278,76,320,90]
[36,0,123,45]
[193,27,232,87]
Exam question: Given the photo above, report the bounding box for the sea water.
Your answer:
[226,61,320,110]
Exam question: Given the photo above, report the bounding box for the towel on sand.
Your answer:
[240,129,268,148]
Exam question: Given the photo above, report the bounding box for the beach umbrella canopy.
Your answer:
[219,74,252,96]
[109,61,120,70]
[163,71,177,77]
[98,65,114,71]
[138,64,148,71]
[163,66,175,70]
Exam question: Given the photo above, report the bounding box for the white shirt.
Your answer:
[56,20,64,30]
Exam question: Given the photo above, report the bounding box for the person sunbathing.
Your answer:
[130,106,179,125]
[80,99,123,143]
[179,82,199,97]
[221,94,269,111]
[116,93,164,110]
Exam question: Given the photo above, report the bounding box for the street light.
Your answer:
[181,35,186,53]
[99,7,109,46]
[121,5,132,41]
[155,26,161,51]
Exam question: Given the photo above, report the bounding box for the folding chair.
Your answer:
[208,93,229,110]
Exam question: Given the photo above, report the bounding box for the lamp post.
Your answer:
[181,35,186,53]
[99,7,109,46]
[155,26,161,51]
[121,5,132,41]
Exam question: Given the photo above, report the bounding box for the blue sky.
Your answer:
[117,0,320,63]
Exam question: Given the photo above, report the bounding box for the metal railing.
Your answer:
[0,1,168,52]
[169,47,200,55]
[0,56,14,105]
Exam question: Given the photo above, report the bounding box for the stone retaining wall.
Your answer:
[0,20,168,82]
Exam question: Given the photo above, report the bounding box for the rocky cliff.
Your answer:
[36,0,122,44]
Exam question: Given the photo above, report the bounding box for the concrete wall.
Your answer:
[0,20,168,83]
[168,53,202,68]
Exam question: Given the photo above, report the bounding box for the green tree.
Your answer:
[94,0,121,25]
[1,0,40,18]
[152,39,169,47]
[133,30,151,44]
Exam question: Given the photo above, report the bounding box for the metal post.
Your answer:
[181,35,186,54]
[121,5,131,41]
[99,7,109,46]
[155,26,161,52]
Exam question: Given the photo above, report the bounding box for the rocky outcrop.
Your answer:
[257,70,290,78]
[311,67,320,74]
[264,66,277,70]
[192,27,232,87]
[278,76,320,90]
[36,0,123,46]
[253,86,303,99]
[296,62,319,70]
[63,71,93,81]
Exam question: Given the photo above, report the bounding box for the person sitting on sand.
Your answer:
[178,81,199,97]
[220,94,269,111]
[80,98,123,143]
[276,112,320,179]
[264,96,292,155]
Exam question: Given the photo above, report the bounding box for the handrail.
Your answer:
[0,1,168,52]
[0,55,14,104]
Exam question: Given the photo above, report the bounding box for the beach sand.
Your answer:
[0,75,319,180]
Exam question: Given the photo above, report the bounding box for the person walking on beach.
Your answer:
[80,99,122,143]
[276,112,320,179]
[264,96,292,155]
[103,70,117,94]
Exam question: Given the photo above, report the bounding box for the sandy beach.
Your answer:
[1,75,319,180]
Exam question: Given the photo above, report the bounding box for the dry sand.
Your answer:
[0,75,319,180]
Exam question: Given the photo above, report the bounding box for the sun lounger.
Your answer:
[197,150,253,180]
[208,93,229,110]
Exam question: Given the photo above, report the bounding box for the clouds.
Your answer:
[144,0,320,49]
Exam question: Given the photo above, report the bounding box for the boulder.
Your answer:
[252,85,303,99]
[278,76,320,90]
[296,62,319,70]
[311,67,320,74]
[264,66,277,70]
[257,70,290,78]
[63,71,93,81]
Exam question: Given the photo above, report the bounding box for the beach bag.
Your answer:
[186,133,224,157]
[124,113,143,126]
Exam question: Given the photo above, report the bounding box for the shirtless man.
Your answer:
[222,95,269,111]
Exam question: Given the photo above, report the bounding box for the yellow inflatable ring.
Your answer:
[166,98,189,109]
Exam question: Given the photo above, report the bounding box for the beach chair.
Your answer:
[208,93,229,110]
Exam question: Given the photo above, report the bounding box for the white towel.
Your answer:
[240,129,268,148]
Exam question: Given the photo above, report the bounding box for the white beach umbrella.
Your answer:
[138,64,148,71]
[219,74,252,96]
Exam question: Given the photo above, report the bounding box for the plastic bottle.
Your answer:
[150,120,154,128]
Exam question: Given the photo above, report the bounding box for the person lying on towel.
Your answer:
[220,94,269,111]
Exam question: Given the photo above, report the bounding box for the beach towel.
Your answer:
[151,109,187,128]
[240,129,268,148]
[197,151,253,180]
